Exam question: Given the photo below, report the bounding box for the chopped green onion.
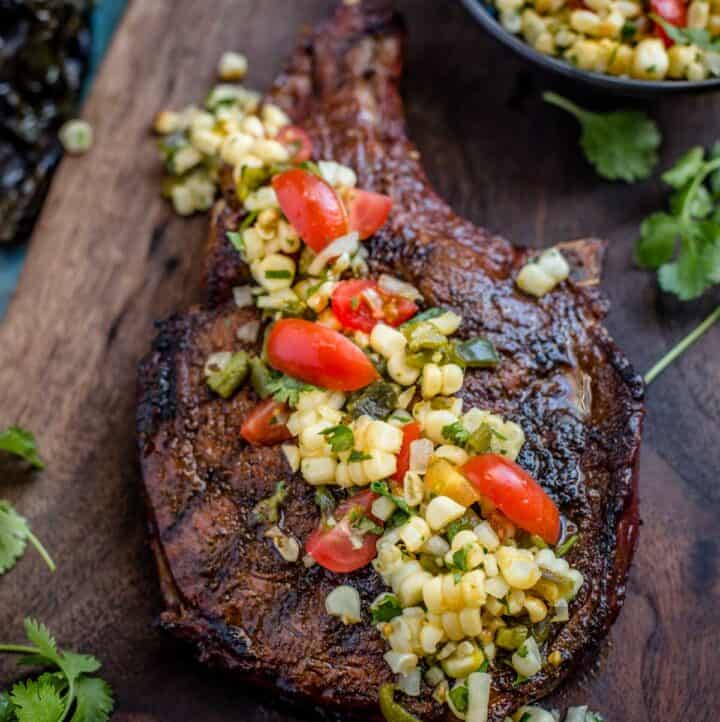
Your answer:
[556,534,579,557]
[378,683,423,722]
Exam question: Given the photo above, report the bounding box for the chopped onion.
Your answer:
[512,638,542,678]
[204,351,232,377]
[409,438,433,474]
[424,665,445,687]
[325,585,361,624]
[236,319,260,343]
[466,672,491,722]
[264,526,300,562]
[397,668,421,697]
[378,273,422,300]
[422,534,450,557]
[232,285,253,308]
[307,231,359,276]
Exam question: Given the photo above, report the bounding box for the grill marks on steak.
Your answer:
[137,3,643,721]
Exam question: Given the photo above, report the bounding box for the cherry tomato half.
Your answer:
[272,169,348,253]
[345,188,393,240]
[240,399,293,446]
[266,319,379,391]
[305,489,381,573]
[276,125,314,163]
[331,280,418,333]
[651,0,687,46]
[460,454,561,544]
[391,422,422,483]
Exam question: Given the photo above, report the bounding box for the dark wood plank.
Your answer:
[1,1,718,720]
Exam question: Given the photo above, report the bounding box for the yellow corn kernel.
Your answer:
[688,0,710,26]
[668,44,696,78]
[461,570,487,607]
[440,364,464,395]
[584,0,611,11]
[597,9,624,36]
[524,596,549,623]
[535,30,556,54]
[425,496,467,532]
[398,570,430,607]
[363,451,397,483]
[631,38,669,79]
[555,26,578,48]
[615,0,641,15]
[218,51,248,80]
[370,323,407,358]
[301,456,337,485]
[496,547,541,590]
[387,351,420,386]
[570,9,602,35]
[548,650,563,666]
[422,363,443,398]
[534,0,566,13]
[433,444,469,466]
[423,576,445,613]
[709,13,720,34]
[608,43,634,75]
[365,420,404,454]
[400,517,432,552]
[422,410,459,444]
[153,109,180,134]
[533,579,561,604]
[441,574,465,611]
[459,608,483,636]
[421,623,446,654]
[687,60,709,80]
[441,612,465,641]
[522,9,547,44]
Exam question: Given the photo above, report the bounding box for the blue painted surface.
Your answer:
[0,0,128,317]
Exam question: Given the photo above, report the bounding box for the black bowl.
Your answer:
[460,0,720,95]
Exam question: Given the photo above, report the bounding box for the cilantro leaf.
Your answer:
[442,421,469,446]
[0,502,29,574]
[452,547,469,572]
[658,244,712,301]
[348,450,372,462]
[266,375,318,407]
[651,14,720,51]
[0,693,15,722]
[70,676,114,722]
[350,512,384,536]
[662,146,706,189]
[319,425,354,453]
[10,679,65,722]
[543,92,661,182]
[370,481,414,514]
[635,213,681,268]
[23,619,62,668]
[670,183,713,219]
[0,427,44,469]
[370,593,403,624]
[226,231,244,254]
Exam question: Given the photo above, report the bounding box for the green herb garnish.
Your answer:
[348,450,373,462]
[635,144,720,301]
[0,501,55,575]
[0,619,114,722]
[620,21,637,40]
[452,547,469,572]
[265,269,293,280]
[543,92,661,182]
[652,14,720,51]
[0,426,44,469]
[350,511,384,536]
[266,374,318,407]
[320,425,355,452]
[226,230,244,253]
[442,421,469,446]
[370,480,414,514]
[370,593,403,623]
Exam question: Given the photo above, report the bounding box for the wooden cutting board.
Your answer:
[1,1,718,720]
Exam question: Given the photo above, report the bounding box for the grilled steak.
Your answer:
[137,3,644,720]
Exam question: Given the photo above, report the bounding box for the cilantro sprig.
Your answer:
[635,144,720,300]
[652,14,720,53]
[266,374,318,407]
[0,427,44,469]
[543,92,661,182]
[0,502,55,575]
[0,619,114,722]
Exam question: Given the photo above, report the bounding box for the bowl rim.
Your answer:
[460,0,720,94]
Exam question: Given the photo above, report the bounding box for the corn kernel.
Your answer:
[388,351,420,386]
[422,409,459,444]
[421,363,443,398]
[524,596,548,623]
[689,0,710,26]
[281,444,300,473]
[517,262,556,297]
[433,444,469,466]
[570,9,602,35]
[421,623,445,654]
[363,451,397,482]
[631,38,669,80]
[365,420,404,454]
[218,51,248,80]
[371,323,407,358]
[425,496,467,531]
[668,44,696,78]
[301,456,337,485]
[401,517,432,552]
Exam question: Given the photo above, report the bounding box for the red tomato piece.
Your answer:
[240,399,293,446]
[460,454,561,544]
[331,279,418,333]
[266,319,379,391]
[651,0,687,46]
[272,169,348,253]
[392,422,423,483]
[276,125,314,162]
[305,489,381,573]
[345,188,393,240]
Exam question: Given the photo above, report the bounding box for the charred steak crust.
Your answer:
[137,3,643,721]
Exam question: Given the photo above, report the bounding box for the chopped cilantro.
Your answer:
[0,426,44,469]
[319,425,354,453]
[370,593,403,623]
[226,230,244,253]
[348,450,372,462]
[452,547,469,572]
[265,269,293,279]
[266,374,318,407]
[442,421,469,446]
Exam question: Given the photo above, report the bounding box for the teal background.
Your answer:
[0,0,129,317]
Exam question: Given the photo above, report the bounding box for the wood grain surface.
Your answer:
[1,1,718,720]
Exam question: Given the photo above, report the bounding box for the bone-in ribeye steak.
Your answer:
[136,3,644,720]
